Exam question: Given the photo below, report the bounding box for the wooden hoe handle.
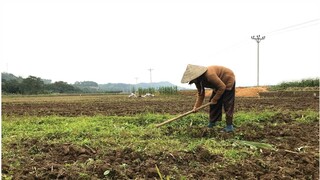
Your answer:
[155,102,212,128]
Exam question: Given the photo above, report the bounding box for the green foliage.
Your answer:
[1,72,23,82]
[158,86,178,95]
[1,74,82,95]
[269,78,319,91]
[2,72,182,95]
[155,165,164,180]
[2,115,182,154]
[20,76,45,94]
[234,140,276,150]
[2,109,318,179]
[137,87,156,95]
[1,79,21,94]
[46,81,81,93]
[74,81,99,93]
[131,86,136,93]
[233,111,276,125]
[137,86,178,96]
[294,110,319,123]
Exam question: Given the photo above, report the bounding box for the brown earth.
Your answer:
[180,86,268,97]
[236,86,268,97]
[2,114,318,179]
[1,93,318,117]
[1,92,319,179]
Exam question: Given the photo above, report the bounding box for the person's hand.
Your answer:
[192,107,198,113]
[210,99,217,105]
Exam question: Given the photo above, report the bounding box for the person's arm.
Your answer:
[207,74,226,104]
[193,82,205,111]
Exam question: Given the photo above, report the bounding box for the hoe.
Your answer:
[155,102,212,127]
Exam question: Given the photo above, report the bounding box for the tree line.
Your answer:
[269,78,319,91]
[1,73,180,95]
[2,75,82,94]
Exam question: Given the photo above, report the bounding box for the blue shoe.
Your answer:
[207,122,218,128]
[223,125,234,132]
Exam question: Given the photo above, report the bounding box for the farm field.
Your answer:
[1,91,319,179]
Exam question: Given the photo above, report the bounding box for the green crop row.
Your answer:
[269,78,319,91]
[158,86,178,95]
[135,86,178,96]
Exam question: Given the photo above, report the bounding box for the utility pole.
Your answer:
[132,77,139,94]
[148,68,153,83]
[251,35,265,86]
[5,62,8,72]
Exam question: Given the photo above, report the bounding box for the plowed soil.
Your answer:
[2,94,318,117]
[2,92,319,179]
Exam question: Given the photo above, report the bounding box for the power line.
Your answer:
[210,38,248,57]
[210,18,319,62]
[269,22,319,36]
[264,18,320,36]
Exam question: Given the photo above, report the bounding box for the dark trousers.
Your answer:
[209,83,235,125]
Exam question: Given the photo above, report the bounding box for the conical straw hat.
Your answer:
[181,64,207,83]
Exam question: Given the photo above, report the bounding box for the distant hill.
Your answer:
[98,81,186,92]
[1,72,23,82]
[1,72,187,93]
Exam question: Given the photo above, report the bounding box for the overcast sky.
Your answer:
[1,0,319,88]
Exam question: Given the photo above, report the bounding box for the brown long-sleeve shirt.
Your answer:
[194,65,235,108]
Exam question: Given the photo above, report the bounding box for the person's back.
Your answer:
[205,65,235,90]
[181,64,236,132]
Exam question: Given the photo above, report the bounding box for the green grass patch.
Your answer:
[234,110,277,125]
[293,110,319,123]
[2,109,318,178]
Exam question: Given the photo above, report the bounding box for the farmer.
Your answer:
[181,64,236,132]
